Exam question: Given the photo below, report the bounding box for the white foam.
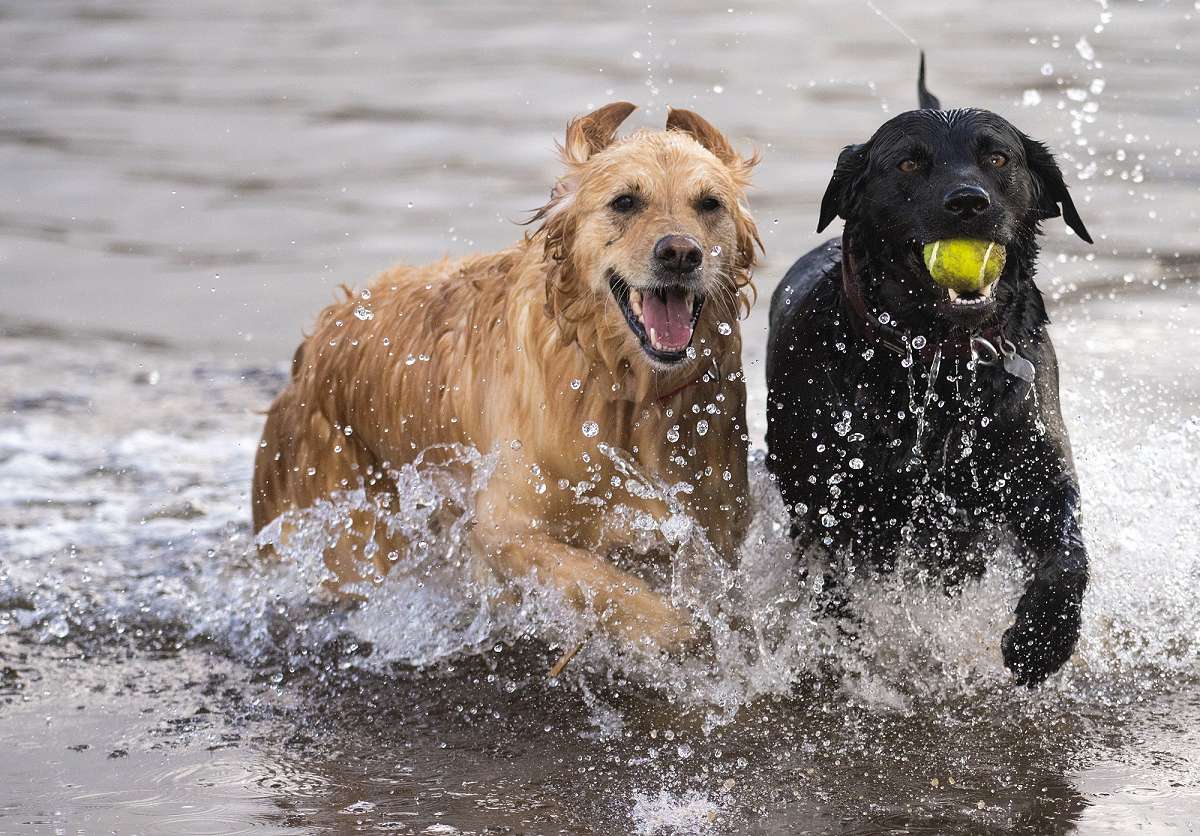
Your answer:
[631,789,721,835]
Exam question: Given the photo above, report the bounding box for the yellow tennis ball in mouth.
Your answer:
[922,239,1007,293]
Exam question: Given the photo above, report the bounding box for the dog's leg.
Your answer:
[1002,472,1089,686]
[471,500,697,653]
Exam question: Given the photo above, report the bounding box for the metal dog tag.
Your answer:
[1000,339,1036,385]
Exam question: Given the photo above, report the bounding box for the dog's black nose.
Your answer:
[944,185,991,218]
[653,235,703,273]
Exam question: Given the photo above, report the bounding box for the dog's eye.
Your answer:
[898,159,919,173]
[610,194,639,213]
[697,195,723,213]
[988,152,1009,169]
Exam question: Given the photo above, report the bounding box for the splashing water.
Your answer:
[3,304,1197,735]
[631,789,722,835]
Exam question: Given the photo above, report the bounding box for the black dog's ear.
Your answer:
[1022,135,1093,244]
[917,52,941,110]
[817,143,866,233]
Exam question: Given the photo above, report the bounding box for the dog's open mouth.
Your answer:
[609,273,704,363]
[910,242,999,312]
[945,282,997,308]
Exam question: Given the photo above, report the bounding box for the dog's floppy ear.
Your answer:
[1022,135,1093,244]
[817,143,866,233]
[530,102,636,227]
[665,108,742,167]
[562,101,637,164]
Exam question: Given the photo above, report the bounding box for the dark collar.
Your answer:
[654,377,698,404]
[840,230,1004,364]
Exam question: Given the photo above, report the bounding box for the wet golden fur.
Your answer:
[252,103,760,651]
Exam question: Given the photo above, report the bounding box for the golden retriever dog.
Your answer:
[252,102,760,653]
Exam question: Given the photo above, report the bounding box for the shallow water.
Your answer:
[3,0,1200,833]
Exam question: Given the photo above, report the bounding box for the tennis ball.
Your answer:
[922,239,1006,293]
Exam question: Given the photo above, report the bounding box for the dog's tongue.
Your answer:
[642,289,693,351]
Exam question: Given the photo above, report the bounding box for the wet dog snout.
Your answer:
[653,235,703,274]
[943,185,991,219]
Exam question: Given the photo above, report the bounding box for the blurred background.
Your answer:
[3,0,1197,363]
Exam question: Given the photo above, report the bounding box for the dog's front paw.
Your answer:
[609,592,700,656]
[1002,576,1083,686]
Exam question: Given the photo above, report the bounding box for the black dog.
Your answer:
[765,58,1092,685]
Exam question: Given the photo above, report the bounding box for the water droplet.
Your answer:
[849,458,864,470]
[666,425,680,443]
[717,321,732,336]
[677,743,694,759]
[47,615,69,639]
[581,421,599,438]
[570,378,582,390]
[821,514,836,528]
[710,245,723,257]
[685,346,697,359]
[878,312,891,325]
[911,335,927,350]
[696,420,709,436]
[354,305,373,321]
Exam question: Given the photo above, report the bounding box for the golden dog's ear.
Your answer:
[528,102,636,229]
[734,204,763,273]
[731,203,763,316]
[563,101,637,164]
[542,209,600,354]
[665,108,742,167]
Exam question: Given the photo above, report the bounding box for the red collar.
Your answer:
[840,231,1003,363]
[654,376,701,404]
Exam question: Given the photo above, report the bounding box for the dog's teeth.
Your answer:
[649,327,659,349]
[948,288,960,301]
[630,289,643,318]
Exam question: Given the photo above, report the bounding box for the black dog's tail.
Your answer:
[918,52,942,110]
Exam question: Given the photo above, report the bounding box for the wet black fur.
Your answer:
[765,57,1092,686]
